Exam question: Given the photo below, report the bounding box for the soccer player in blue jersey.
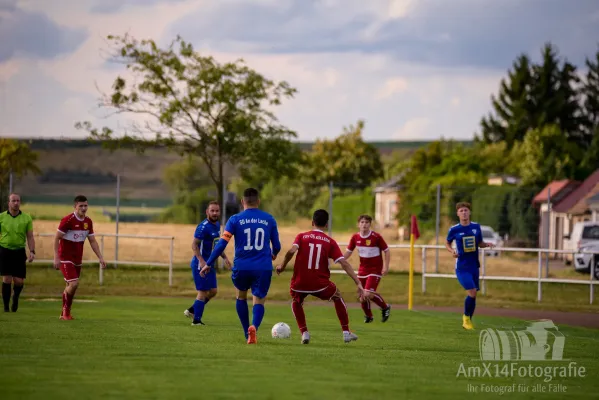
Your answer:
[201,188,281,344]
[445,202,495,330]
[185,201,231,326]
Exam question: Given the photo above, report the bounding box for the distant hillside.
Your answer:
[12,138,473,206]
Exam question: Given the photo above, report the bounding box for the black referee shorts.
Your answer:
[0,246,27,279]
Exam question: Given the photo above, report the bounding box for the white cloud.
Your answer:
[376,77,409,100]
[394,118,431,139]
[1,0,598,142]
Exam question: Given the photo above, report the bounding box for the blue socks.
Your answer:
[193,299,206,323]
[465,296,476,318]
[236,299,250,338]
[252,304,265,330]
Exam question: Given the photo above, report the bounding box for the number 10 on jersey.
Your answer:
[243,228,265,251]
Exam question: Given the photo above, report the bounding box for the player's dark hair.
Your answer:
[312,209,329,228]
[207,201,220,209]
[456,202,471,211]
[74,195,88,204]
[243,188,259,206]
[357,214,372,223]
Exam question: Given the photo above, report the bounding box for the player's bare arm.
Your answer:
[479,241,495,249]
[338,258,365,300]
[221,253,232,269]
[88,235,107,269]
[191,238,206,265]
[276,245,298,275]
[382,249,390,275]
[53,231,65,269]
[445,241,458,258]
[343,250,353,260]
[26,229,36,263]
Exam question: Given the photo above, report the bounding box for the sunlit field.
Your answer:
[1,297,597,400]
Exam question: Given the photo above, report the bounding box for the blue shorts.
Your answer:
[231,269,272,299]
[191,260,217,292]
[456,269,479,291]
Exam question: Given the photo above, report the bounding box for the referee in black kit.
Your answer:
[0,193,35,312]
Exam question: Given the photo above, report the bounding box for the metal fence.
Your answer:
[329,244,598,304]
[32,233,176,286]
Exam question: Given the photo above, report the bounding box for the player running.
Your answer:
[276,209,364,344]
[53,195,106,320]
[343,215,391,323]
[184,201,231,326]
[201,188,281,344]
[445,202,495,330]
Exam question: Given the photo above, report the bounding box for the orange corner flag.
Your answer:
[410,215,420,240]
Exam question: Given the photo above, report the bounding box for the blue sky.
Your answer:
[1,0,598,141]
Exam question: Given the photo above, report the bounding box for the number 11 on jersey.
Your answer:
[307,243,322,269]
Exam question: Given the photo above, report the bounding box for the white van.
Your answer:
[564,221,599,269]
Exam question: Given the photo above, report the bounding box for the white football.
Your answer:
[271,322,291,339]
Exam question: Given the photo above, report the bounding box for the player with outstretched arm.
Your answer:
[277,209,365,344]
[201,188,281,344]
[445,202,495,330]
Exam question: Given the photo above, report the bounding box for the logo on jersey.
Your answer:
[472,229,477,234]
[462,236,476,252]
[212,237,219,250]
[366,240,371,246]
[84,223,88,230]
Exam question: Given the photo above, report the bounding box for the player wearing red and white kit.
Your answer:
[53,195,106,320]
[344,214,391,323]
[276,209,365,344]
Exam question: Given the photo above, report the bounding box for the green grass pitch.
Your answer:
[1,296,597,399]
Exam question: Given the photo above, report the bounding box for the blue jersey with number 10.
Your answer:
[205,208,281,271]
[446,222,483,272]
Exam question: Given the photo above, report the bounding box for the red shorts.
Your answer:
[290,281,338,303]
[359,275,381,292]
[60,263,82,282]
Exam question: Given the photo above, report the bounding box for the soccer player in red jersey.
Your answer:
[53,195,106,320]
[276,209,365,344]
[343,214,391,323]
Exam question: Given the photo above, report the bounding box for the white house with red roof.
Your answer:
[533,169,599,259]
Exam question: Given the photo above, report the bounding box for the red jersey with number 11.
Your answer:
[290,230,344,292]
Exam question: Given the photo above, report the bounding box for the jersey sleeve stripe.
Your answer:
[292,243,299,247]
[333,256,344,264]
[57,229,66,234]
[345,248,353,253]
[382,248,389,252]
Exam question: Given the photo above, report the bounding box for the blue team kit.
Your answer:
[446,222,483,291]
[205,208,281,298]
[190,219,221,291]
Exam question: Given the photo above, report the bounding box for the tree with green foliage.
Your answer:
[478,43,583,149]
[479,54,534,148]
[306,120,384,188]
[579,46,599,175]
[76,34,302,213]
[518,124,583,186]
[0,139,41,212]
